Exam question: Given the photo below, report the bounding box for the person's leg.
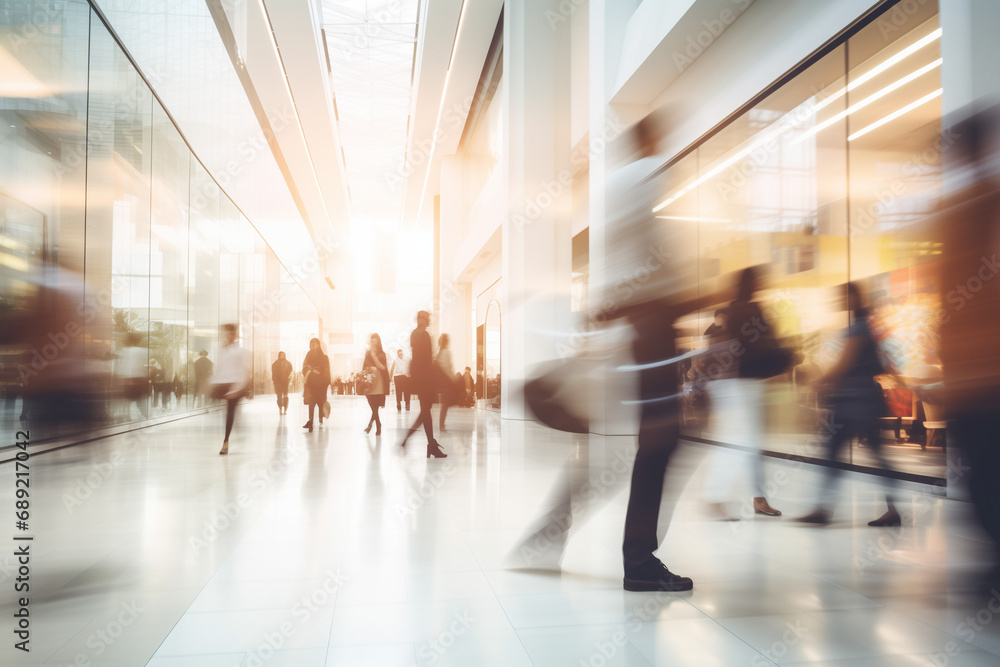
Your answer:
[955,414,1000,573]
[862,409,901,525]
[404,381,410,410]
[365,396,376,431]
[439,403,449,430]
[420,394,435,443]
[702,379,742,506]
[224,397,238,441]
[395,377,403,410]
[800,403,855,520]
[374,403,381,433]
[738,379,780,516]
[623,402,680,577]
[401,398,425,446]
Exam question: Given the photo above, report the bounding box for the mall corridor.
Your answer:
[6,0,1000,664]
[1,397,999,666]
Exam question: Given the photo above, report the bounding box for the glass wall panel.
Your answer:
[188,160,220,407]
[846,10,943,476]
[149,100,190,413]
[669,4,943,479]
[218,194,241,329]
[87,15,154,424]
[1,0,92,436]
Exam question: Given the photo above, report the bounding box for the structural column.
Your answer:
[501,0,574,420]
[438,155,472,372]
[588,0,642,435]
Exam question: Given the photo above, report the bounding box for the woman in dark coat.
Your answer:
[797,282,899,526]
[302,337,330,432]
[362,333,390,435]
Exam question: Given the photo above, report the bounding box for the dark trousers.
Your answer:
[275,386,288,411]
[307,401,324,424]
[394,376,410,410]
[953,413,1000,563]
[815,398,896,509]
[623,400,680,575]
[407,392,435,444]
[224,397,239,441]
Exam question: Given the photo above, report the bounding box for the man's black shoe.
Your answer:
[624,562,693,592]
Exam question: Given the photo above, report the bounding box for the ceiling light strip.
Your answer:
[796,58,941,142]
[653,28,943,212]
[652,121,793,212]
[847,88,942,141]
[813,27,941,113]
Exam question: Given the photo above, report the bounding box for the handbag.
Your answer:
[358,368,376,395]
[741,343,795,379]
[524,359,592,434]
[729,300,796,380]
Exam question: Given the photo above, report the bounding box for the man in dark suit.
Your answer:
[400,311,446,458]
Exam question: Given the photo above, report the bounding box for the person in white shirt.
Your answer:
[390,348,411,412]
[435,334,456,432]
[212,323,250,455]
[115,332,149,420]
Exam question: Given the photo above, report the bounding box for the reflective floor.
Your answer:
[2,396,998,666]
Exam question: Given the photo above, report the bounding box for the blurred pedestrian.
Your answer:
[704,309,727,337]
[302,338,330,432]
[463,367,475,406]
[513,115,715,591]
[401,311,446,458]
[797,282,899,526]
[937,103,1000,583]
[435,333,456,432]
[701,266,784,520]
[272,351,292,415]
[116,332,149,421]
[212,324,250,455]
[194,349,213,408]
[362,334,390,435]
[390,349,411,412]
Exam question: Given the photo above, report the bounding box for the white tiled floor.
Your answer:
[2,396,998,666]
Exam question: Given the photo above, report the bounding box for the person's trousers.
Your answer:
[224,397,239,441]
[623,400,680,575]
[394,376,410,410]
[815,397,896,508]
[703,378,767,502]
[952,413,1000,555]
[408,393,435,443]
[275,388,288,411]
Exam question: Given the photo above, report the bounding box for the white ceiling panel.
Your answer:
[323,0,422,226]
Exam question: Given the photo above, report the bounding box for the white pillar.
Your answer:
[501,0,574,420]
[439,155,472,373]
[588,0,642,435]
[940,0,1000,120]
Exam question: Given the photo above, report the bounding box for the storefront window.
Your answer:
[0,1,318,446]
[667,2,944,479]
